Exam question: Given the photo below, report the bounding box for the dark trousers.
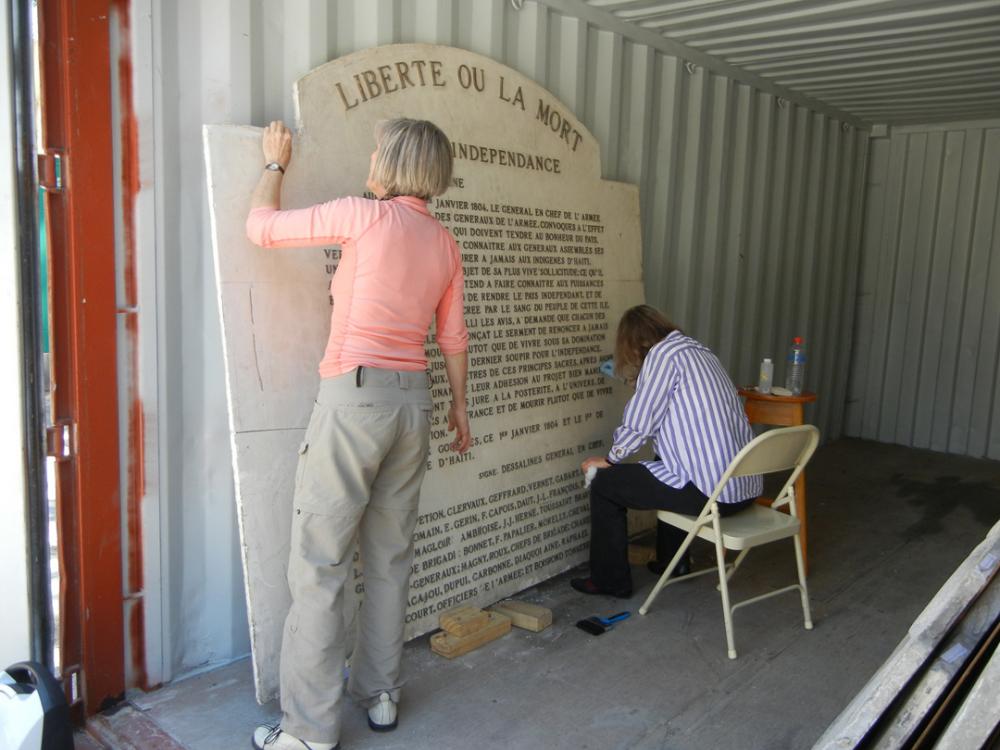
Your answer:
[589,463,754,592]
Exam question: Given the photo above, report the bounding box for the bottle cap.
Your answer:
[793,337,803,345]
[763,358,771,363]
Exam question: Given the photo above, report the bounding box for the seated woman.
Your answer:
[573,305,762,598]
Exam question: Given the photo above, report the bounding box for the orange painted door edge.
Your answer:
[39,0,126,716]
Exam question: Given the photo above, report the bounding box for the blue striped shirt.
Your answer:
[607,331,762,504]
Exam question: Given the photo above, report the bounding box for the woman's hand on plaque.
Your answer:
[263,121,292,168]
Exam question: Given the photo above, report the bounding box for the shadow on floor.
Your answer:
[892,473,1000,537]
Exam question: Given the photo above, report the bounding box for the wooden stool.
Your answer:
[738,388,817,575]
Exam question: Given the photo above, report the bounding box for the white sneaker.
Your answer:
[367,691,398,732]
[252,723,338,750]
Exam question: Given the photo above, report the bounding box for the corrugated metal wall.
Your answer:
[845,120,1000,460]
[144,0,868,678]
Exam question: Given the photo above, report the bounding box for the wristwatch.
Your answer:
[264,161,285,174]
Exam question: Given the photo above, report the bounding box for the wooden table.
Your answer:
[737,388,817,575]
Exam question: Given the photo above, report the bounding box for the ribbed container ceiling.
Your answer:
[582,0,1000,125]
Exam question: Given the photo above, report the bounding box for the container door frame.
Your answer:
[38,0,126,716]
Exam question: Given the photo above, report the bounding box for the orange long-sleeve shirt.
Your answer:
[247,195,468,378]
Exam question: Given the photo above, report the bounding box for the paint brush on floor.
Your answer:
[576,611,630,636]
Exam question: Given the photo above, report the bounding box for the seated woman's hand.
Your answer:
[581,456,611,472]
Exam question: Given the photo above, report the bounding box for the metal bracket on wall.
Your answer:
[62,665,82,708]
[46,420,75,461]
[37,149,66,192]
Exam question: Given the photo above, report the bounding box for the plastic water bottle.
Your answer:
[786,337,806,395]
[758,358,774,394]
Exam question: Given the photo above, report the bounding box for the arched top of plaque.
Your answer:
[292,43,602,184]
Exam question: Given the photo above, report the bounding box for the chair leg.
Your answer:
[725,549,750,583]
[716,549,749,592]
[639,529,698,616]
[793,532,813,630]
[715,539,737,659]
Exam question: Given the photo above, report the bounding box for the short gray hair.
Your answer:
[372,118,453,199]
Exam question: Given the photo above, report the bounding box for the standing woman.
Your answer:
[246,119,471,750]
[574,305,761,598]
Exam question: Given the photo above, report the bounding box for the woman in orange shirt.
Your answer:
[246,119,470,750]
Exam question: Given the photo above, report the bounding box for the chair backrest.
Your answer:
[705,425,820,511]
[730,425,819,478]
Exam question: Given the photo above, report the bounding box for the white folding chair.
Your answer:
[638,424,820,659]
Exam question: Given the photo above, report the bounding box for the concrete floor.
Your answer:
[83,438,1000,750]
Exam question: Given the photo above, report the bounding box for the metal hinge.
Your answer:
[46,420,75,460]
[61,665,82,706]
[37,149,66,192]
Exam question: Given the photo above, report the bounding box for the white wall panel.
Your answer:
[140,0,868,679]
[846,120,1000,460]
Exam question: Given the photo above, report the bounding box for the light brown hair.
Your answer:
[614,305,680,381]
[372,118,453,199]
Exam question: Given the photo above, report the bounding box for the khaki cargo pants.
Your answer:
[279,368,432,745]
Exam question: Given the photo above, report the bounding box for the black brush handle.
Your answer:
[575,618,606,636]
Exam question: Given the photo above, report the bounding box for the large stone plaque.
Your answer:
[204,44,643,702]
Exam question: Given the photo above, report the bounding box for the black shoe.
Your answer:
[646,557,692,578]
[570,577,633,598]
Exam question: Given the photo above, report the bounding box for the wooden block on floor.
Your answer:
[489,599,552,632]
[431,611,511,659]
[628,543,656,566]
[439,604,490,637]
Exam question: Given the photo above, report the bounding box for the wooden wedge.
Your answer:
[439,605,489,637]
[431,612,511,659]
[489,600,552,632]
[628,543,656,566]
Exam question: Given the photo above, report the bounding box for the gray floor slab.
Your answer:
[113,439,1000,750]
